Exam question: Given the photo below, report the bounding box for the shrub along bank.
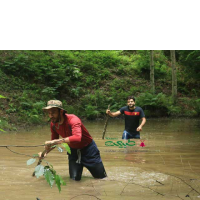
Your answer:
[0,50,199,131]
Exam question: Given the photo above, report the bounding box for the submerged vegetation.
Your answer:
[0,50,199,130]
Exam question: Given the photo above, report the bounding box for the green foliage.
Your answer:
[194,99,200,116]
[84,105,100,120]
[44,167,55,187]
[26,143,70,192]
[0,128,5,132]
[178,97,200,116]
[0,94,6,132]
[136,92,169,117]
[27,158,36,165]
[35,164,45,178]
[136,92,200,117]
[167,105,182,116]
[62,143,71,154]
[33,162,66,193]
[137,92,156,107]
[0,95,6,98]
[0,118,15,131]
[0,50,200,123]
[80,89,112,119]
[177,50,200,79]
[131,50,170,79]
[55,174,66,193]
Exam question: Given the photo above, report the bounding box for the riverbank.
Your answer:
[0,50,199,131]
[1,116,200,133]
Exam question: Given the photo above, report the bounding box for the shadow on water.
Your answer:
[0,118,200,199]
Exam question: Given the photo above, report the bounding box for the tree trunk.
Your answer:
[150,50,155,94]
[170,50,177,103]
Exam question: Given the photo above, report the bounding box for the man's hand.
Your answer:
[106,110,121,117]
[38,152,47,160]
[106,109,111,115]
[37,140,57,160]
[44,140,56,152]
[136,126,142,132]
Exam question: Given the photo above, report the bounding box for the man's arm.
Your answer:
[136,117,146,131]
[38,137,70,159]
[106,109,121,117]
[45,137,70,145]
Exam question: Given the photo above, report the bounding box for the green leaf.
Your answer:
[55,175,61,193]
[35,165,45,178]
[59,175,66,186]
[27,158,36,165]
[0,95,6,98]
[32,154,39,157]
[0,129,5,132]
[44,169,55,187]
[62,143,71,154]
[55,174,66,192]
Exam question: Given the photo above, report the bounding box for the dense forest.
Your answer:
[0,50,199,131]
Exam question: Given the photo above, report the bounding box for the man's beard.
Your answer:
[51,117,59,123]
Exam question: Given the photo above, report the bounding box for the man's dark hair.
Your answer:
[127,96,135,102]
[58,108,67,115]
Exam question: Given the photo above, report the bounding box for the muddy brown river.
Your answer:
[0,118,200,200]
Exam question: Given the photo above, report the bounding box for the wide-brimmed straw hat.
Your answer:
[42,100,67,112]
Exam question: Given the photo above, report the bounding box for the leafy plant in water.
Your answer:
[27,143,71,192]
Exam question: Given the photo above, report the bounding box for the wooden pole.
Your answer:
[102,105,110,140]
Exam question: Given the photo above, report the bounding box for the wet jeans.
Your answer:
[122,130,140,139]
[68,140,107,181]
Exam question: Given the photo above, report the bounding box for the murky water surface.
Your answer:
[0,118,200,200]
